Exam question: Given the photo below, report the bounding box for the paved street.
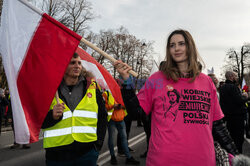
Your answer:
[0,121,146,166]
[0,121,250,166]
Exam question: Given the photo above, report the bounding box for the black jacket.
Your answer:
[42,78,107,161]
[219,80,248,116]
[121,83,239,156]
[0,96,9,116]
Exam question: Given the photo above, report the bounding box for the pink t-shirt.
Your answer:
[137,71,224,166]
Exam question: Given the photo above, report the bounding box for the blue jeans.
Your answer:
[46,148,99,166]
[108,120,131,158]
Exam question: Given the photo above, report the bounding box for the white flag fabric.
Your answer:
[76,47,125,106]
[0,0,81,143]
[242,78,246,89]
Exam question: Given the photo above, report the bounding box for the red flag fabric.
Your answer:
[0,0,81,143]
[76,47,124,106]
[243,85,249,92]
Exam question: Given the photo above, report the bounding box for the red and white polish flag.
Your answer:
[76,47,124,106]
[0,0,81,143]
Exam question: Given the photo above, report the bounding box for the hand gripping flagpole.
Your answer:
[80,38,138,77]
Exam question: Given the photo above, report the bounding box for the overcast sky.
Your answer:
[89,0,250,78]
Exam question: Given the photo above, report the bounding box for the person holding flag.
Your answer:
[42,52,107,166]
[114,29,239,166]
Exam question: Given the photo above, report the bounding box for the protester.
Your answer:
[114,29,238,166]
[116,79,136,157]
[208,73,219,98]
[208,73,219,87]
[207,73,233,165]
[244,85,250,138]
[4,90,10,127]
[220,71,249,153]
[140,112,151,158]
[102,90,140,165]
[117,111,136,156]
[6,93,30,149]
[0,88,8,135]
[41,53,107,166]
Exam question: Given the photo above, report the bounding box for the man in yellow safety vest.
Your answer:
[42,52,107,166]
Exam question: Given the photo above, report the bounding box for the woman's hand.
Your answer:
[52,103,65,120]
[114,60,132,81]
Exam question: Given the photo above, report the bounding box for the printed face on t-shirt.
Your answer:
[169,92,177,103]
[158,86,211,125]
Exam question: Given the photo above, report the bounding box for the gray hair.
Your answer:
[225,71,236,80]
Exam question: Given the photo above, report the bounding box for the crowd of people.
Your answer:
[0,29,250,166]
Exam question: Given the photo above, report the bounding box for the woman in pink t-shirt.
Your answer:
[114,29,238,166]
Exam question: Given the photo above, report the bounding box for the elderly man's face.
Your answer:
[64,56,82,78]
[232,72,238,82]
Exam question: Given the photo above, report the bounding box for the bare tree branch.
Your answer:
[223,44,250,86]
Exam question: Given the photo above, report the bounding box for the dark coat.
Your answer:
[0,95,9,133]
[219,80,248,116]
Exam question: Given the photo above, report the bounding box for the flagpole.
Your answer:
[55,91,60,104]
[80,38,138,77]
[18,0,43,15]
[153,59,159,69]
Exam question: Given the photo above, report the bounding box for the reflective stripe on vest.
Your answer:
[62,110,97,120]
[44,126,97,138]
[73,110,97,119]
[62,111,72,120]
[44,127,72,138]
[72,126,96,134]
[43,81,98,148]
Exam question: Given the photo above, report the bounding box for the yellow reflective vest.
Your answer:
[43,81,98,148]
[102,90,127,122]
[103,90,115,122]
